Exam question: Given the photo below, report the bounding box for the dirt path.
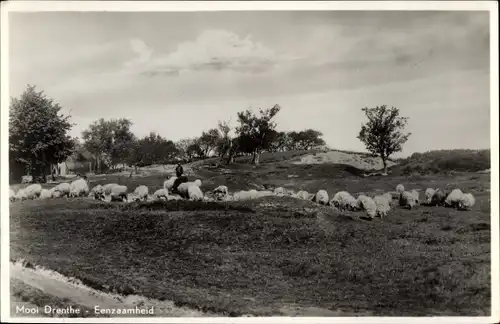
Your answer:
[10,261,210,317]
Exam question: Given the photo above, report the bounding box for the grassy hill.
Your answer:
[393,149,491,175]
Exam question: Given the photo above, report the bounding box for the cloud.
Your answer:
[125,30,282,77]
[125,38,153,67]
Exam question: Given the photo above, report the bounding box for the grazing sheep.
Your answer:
[233,190,253,201]
[430,189,447,206]
[188,185,204,201]
[110,185,128,202]
[103,183,119,196]
[396,184,405,194]
[163,176,177,190]
[53,182,71,197]
[177,180,202,198]
[312,189,329,205]
[51,189,62,198]
[330,191,358,211]
[458,193,476,210]
[255,190,274,198]
[356,195,377,218]
[373,195,391,219]
[10,189,16,202]
[21,175,33,184]
[134,185,149,201]
[203,196,215,202]
[293,190,312,201]
[213,185,229,201]
[89,184,105,200]
[153,188,169,200]
[424,188,436,204]
[445,189,465,208]
[25,184,42,199]
[39,189,53,200]
[410,189,420,205]
[399,191,417,209]
[382,192,394,206]
[69,178,90,198]
[273,187,287,197]
[15,189,28,201]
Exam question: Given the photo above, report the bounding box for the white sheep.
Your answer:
[330,191,358,211]
[134,185,149,201]
[293,190,312,200]
[69,178,89,198]
[203,195,215,202]
[458,193,476,210]
[16,189,28,201]
[153,188,169,200]
[52,189,62,198]
[25,184,42,199]
[21,175,33,184]
[213,185,229,201]
[382,192,394,206]
[356,195,377,218]
[103,183,119,196]
[39,189,53,200]
[188,185,204,201]
[396,184,405,194]
[9,189,16,202]
[233,190,253,201]
[89,184,105,200]
[445,189,464,208]
[312,189,329,205]
[254,190,274,199]
[53,183,70,197]
[424,188,436,204]
[399,191,417,209]
[163,176,177,190]
[430,189,448,206]
[410,189,420,205]
[273,187,287,197]
[110,185,128,202]
[177,180,202,198]
[373,195,391,219]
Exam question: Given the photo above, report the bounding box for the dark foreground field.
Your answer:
[10,169,491,316]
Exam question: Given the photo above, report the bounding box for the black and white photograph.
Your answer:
[1,1,498,322]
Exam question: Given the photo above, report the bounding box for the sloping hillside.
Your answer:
[393,149,491,175]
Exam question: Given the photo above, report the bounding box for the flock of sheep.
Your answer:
[9,174,476,219]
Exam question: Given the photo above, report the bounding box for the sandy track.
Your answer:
[10,261,210,317]
[293,151,396,170]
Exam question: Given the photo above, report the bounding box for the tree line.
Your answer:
[8,85,410,181]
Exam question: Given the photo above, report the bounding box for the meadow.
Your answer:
[9,150,492,316]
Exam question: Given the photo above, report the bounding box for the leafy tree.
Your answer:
[235,104,281,165]
[9,85,75,181]
[109,119,136,168]
[269,131,290,152]
[215,120,236,165]
[129,132,178,167]
[81,118,135,172]
[81,118,113,173]
[175,138,196,160]
[198,128,221,157]
[289,129,326,150]
[357,105,411,174]
[186,141,204,159]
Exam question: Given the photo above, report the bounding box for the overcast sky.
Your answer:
[9,11,490,156]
